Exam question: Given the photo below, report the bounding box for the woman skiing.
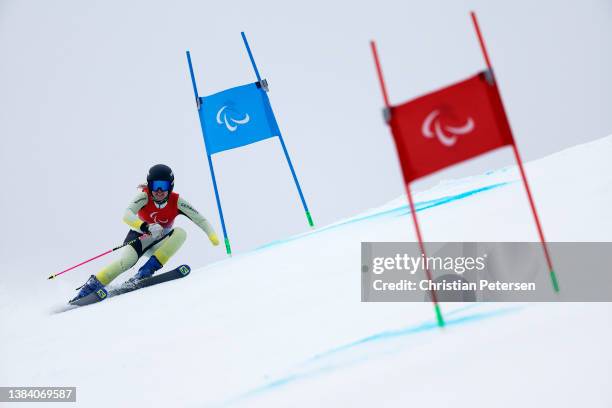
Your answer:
[71,164,219,302]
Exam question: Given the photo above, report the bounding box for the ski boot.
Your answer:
[128,255,163,284]
[71,275,107,303]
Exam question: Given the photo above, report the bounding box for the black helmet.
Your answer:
[147,164,174,201]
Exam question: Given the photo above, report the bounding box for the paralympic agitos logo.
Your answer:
[216,105,250,132]
[422,109,475,147]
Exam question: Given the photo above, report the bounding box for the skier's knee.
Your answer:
[171,227,187,245]
[119,245,139,269]
[152,228,186,265]
[96,245,139,286]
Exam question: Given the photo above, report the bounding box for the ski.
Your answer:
[68,264,191,307]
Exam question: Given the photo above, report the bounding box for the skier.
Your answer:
[71,164,219,302]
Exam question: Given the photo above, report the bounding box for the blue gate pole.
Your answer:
[277,132,314,227]
[241,32,262,82]
[240,33,314,227]
[186,51,233,254]
[206,154,232,255]
[185,51,200,104]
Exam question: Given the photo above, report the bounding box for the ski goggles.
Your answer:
[150,180,171,192]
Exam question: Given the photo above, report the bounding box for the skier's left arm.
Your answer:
[177,197,220,246]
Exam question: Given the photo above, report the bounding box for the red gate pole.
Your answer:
[371,40,446,326]
[470,11,559,292]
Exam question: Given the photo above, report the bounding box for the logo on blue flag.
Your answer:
[216,105,250,132]
[198,82,280,155]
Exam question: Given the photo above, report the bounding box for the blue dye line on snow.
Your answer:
[308,303,484,362]
[256,181,511,251]
[222,304,523,406]
[393,182,511,216]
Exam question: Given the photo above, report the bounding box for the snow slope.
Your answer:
[1,136,611,407]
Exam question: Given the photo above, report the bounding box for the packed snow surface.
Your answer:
[1,136,611,407]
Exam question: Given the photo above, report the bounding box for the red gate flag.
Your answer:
[370,11,560,329]
[389,71,514,183]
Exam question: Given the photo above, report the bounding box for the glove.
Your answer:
[149,223,164,239]
[208,233,220,246]
[141,222,164,239]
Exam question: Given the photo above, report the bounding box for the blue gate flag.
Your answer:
[199,82,280,155]
[186,38,315,258]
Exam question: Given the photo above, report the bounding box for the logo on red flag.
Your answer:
[421,110,475,147]
[389,71,514,182]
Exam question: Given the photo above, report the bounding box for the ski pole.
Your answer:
[47,236,146,280]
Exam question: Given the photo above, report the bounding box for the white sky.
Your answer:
[0,0,610,274]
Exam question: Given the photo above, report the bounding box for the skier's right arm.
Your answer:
[123,191,151,233]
